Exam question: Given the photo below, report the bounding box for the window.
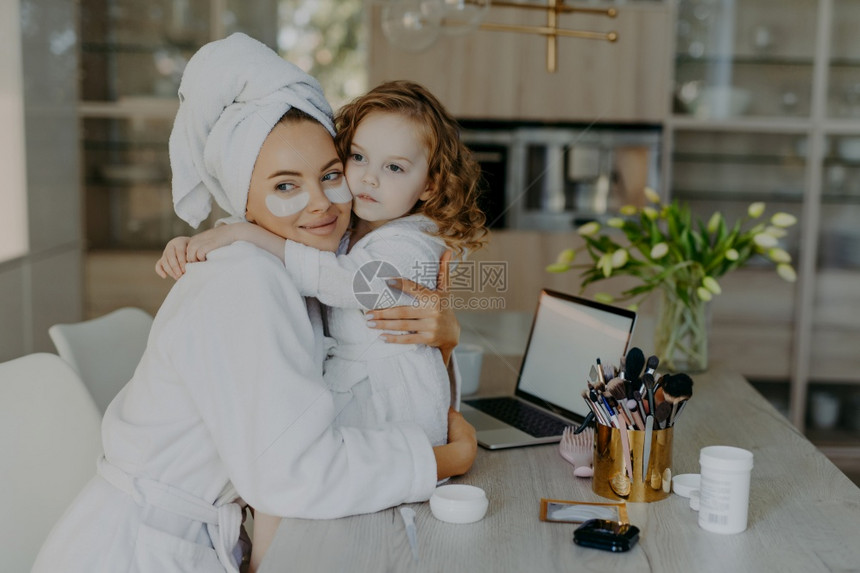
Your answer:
[274,0,366,110]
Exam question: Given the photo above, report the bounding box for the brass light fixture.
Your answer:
[483,1,617,73]
[381,0,618,73]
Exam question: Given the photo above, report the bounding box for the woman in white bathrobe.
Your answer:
[32,34,476,573]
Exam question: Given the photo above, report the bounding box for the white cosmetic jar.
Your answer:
[429,485,488,524]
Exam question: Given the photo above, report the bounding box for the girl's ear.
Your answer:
[419,179,435,202]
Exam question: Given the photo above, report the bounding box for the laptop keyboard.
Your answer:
[464,397,568,438]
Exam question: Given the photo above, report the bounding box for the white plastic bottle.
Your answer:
[698,445,754,534]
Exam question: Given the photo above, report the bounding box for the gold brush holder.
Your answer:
[592,424,673,502]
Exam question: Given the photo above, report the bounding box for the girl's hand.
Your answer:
[155,236,191,280]
[433,408,478,479]
[185,224,241,263]
[367,251,460,364]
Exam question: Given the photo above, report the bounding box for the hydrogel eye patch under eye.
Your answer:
[265,192,309,217]
[325,182,352,204]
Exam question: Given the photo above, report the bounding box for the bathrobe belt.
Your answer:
[97,456,243,573]
[328,339,417,362]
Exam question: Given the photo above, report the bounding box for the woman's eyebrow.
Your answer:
[268,170,302,179]
[269,158,341,180]
[319,157,342,172]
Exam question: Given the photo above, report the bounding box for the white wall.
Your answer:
[0,0,83,361]
[0,0,28,261]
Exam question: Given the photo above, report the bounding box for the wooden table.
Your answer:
[260,367,860,573]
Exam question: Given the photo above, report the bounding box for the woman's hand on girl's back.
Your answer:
[366,250,460,363]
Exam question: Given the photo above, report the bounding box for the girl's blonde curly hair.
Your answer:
[334,80,488,257]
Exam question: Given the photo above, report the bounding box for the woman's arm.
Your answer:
[433,408,478,479]
[172,246,440,518]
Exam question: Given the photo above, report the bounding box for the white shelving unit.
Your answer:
[663,0,860,454]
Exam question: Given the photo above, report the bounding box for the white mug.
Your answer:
[454,344,484,396]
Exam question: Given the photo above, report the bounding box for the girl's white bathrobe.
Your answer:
[32,242,437,573]
[282,215,454,447]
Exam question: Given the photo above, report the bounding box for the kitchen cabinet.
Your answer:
[664,0,860,455]
[368,1,674,123]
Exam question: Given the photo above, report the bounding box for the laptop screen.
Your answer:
[515,290,637,419]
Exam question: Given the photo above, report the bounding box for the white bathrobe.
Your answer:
[283,215,453,447]
[32,242,436,572]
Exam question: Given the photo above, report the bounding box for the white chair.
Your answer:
[0,353,103,572]
[49,306,153,413]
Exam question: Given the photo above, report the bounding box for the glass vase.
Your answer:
[653,287,710,373]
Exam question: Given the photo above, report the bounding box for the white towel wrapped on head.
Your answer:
[169,32,335,228]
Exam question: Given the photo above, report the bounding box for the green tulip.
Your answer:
[707,211,722,234]
[607,217,625,228]
[611,249,629,268]
[557,248,576,264]
[748,202,766,218]
[703,276,722,294]
[620,205,637,216]
[765,226,787,238]
[650,242,669,259]
[599,254,613,277]
[594,292,615,304]
[767,247,791,263]
[697,287,713,301]
[644,187,661,204]
[753,233,778,248]
[777,264,797,282]
[546,262,571,273]
[726,248,739,261]
[771,212,797,227]
[577,221,601,236]
[643,206,658,220]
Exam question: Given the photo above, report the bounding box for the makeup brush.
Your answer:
[603,362,616,383]
[644,355,659,377]
[633,389,648,417]
[599,394,633,480]
[626,399,645,430]
[642,412,654,483]
[618,355,634,399]
[607,378,635,429]
[624,347,645,385]
[575,392,597,434]
[673,398,691,423]
[640,372,657,418]
[662,373,694,427]
[605,394,631,429]
[576,389,606,431]
[589,385,611,425]
[654,400,672,430]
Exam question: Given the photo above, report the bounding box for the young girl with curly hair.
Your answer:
[158,80,487,570]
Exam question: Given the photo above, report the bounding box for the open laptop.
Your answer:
[461,289,636,450]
